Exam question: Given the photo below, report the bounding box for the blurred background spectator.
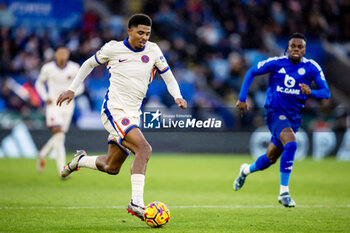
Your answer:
[0,0,349,132]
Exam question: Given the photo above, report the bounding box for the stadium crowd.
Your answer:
[0,0,349,130]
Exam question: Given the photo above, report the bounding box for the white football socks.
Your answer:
[53,132,66,173]
[39,133,60,159]
[78,156,98,170]
[243,164,251,175]
[280,185,289,194]
[131,174,145,207]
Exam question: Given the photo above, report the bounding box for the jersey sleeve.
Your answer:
[153,44,170,74]
[255,57,277,74]
[69,56,99,92]
[72,63,84,96]
[238,57,276,102]
[309,60,331,99]
[160,69,182,100]
[94,41,116,65]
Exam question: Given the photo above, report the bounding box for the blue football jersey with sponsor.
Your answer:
[239,56,329,119]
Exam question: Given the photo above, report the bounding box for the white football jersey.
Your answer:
[37,61,80,102]
[95,39,170,117]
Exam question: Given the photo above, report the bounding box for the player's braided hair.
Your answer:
[128,13,152,29]
[284,32,306,55]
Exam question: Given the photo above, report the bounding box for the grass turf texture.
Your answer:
[0,154,349,232]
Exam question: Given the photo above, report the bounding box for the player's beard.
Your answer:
[289,53,302,63]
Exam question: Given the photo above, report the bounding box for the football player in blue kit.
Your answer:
[233,33,330,207]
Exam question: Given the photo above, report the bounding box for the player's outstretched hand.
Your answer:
[56,90,75,106]
[236,100,248,117]
[299,83,311,95]
[175,98,187,109]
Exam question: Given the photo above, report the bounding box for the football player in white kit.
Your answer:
[35,46,84,176]
[56,14,187,220]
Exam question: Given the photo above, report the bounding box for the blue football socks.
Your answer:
[280,141,297,186]
[249,154,272,173]
[248,141,297,189]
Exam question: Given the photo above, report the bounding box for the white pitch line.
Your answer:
[1,204,350,210]
[173,204,350,208]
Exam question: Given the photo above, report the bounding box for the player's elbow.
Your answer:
[321,90,331,99]
[83,56,99,69]
[247,67,259,77]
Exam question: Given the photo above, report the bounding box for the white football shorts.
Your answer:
[101,109,140,155]
[46,103,74,132]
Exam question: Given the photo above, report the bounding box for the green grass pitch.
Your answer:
[0,154,349,232]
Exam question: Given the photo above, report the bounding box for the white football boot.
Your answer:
[126,200,145,221]
[233,163,249,191]
[60,150,86,178]
[278,192,296,207]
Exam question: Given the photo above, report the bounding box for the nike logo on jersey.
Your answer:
[119,59,127,62]
[278,68,286,74]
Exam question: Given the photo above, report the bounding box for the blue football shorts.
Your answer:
[265,110,301,149]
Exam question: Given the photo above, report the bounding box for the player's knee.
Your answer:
[131,140,152,161]
[105,165,120,175]
[146,143,152,155]
[103,163,120,175]
[268,157,278,164]
[137,142,152,161]
[136,140,151,153]
[107,169,120,175]
[51,127,62,134]
[143,143,152,158]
